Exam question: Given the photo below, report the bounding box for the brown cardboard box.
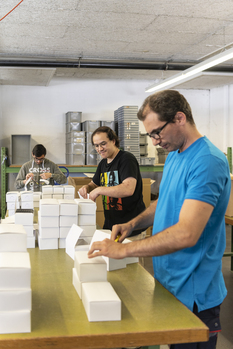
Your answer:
[225,174,233,216]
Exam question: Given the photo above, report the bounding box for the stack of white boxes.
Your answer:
[59,200,78,249]
[75,199,96,245]
[73,250,121,322]
[15,209,35,248]
[6,192,20,216]
[0,224,31,334]
[38,199,60,250]
[20,192,33,210]
[41,185,75,200]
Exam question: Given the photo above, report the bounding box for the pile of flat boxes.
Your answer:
[114,106,140,163]
[139,133,155,166]
[65,111,114,165]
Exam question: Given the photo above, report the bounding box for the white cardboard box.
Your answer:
[38,212,59,228]
[74,251,107,282]
[64,185,75,194]
[0,252,31,289]
[0,224,27,252]
[59,238,66,249]
[7,202,16,210]
[15,212,33,226]
[60,226,70,238]
[39,226,59,239]
[0,310,31,334]
[24,225,34,237]
[8,210,15,217]
[21,201,34,209]
[53,186,64,194]
[72,267,82,299]
[42,185,53,195]
[38,236,58,250]
[6,192,20,203]
[20,192,33,202]
[60,215,78,227]
[82,282,121,322]
[27,235,36,249]
[59,200,78,216]
[90,230,126,271]
[39,199,59,216]
[78,214,96,226]
[0,289,31,311]
[75,199,96,215]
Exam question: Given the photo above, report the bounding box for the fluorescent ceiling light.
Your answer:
[145,47,233,93]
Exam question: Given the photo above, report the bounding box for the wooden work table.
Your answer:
[0,249,208,349]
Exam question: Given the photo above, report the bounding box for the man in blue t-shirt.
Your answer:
[88,90,231,349]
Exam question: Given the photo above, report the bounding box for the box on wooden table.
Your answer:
[72,267,82,298]
[82,281,121,322]
[91,230,126,271]
[0,310,31,334]
[0,289,31,311]
[27,235,36,249]
[225,174,233,216]
[15,209,34,226]
[0,224,27,252]
[59,238,66,249]
[66,224,83,259]
[58,199,78,216]
[0,252,31,289]
[74,250,107,282]
[39,226,59,239]
[39,199,59,216]
[75,199,96,215]
[38,236,58,250]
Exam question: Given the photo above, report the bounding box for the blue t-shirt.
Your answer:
[152,136,231,311]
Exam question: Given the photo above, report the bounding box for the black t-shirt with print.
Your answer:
[93,150,146,236]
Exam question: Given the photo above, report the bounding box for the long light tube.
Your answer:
[145,47,233,93]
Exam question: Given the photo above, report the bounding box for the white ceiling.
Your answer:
[1,0,233,88]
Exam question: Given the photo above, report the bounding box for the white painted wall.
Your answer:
[1,78,216,165]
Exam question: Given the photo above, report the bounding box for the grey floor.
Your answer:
[142,224,233,349]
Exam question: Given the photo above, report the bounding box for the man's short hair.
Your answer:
[91,126,120,148]
[32,144,46,157]
[137,90,195,125]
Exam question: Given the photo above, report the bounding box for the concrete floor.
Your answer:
[142,224,233,349]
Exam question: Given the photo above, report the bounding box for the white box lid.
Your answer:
[0,224,26,235]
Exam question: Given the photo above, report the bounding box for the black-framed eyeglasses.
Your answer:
[93,141,108,149]
[146,121,170,140]
[34,156,45,162]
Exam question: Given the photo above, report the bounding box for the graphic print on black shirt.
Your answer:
[100,171,122,211]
